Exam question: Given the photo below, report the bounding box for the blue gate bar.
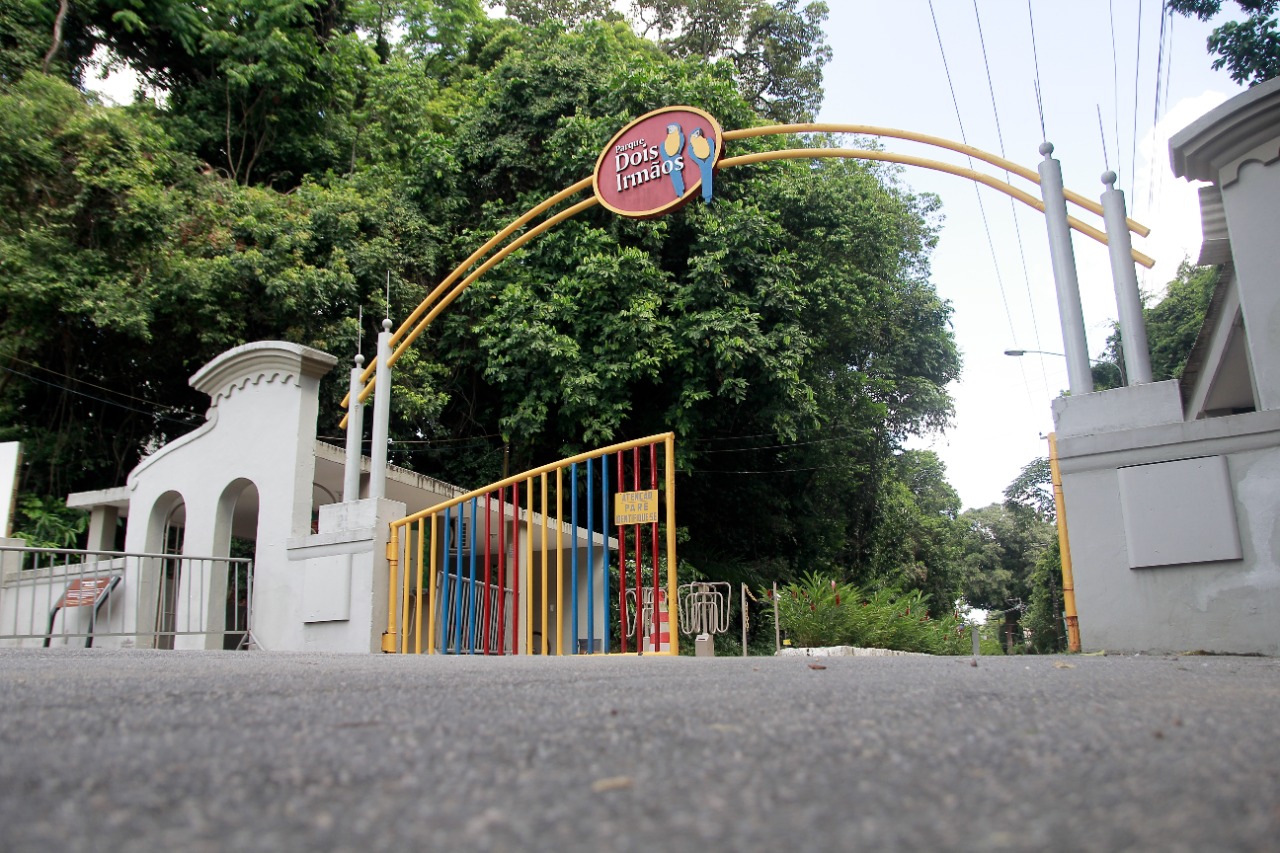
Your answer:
[440,505,451,654]
[467,497,478,654]
[453,506,464,654]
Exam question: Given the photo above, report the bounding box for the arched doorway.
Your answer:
[142,490,186,650]
[214,479,259,650]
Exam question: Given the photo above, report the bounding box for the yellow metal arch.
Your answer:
[340,125,1153,424]
[719,148,1154,267]
[724,123,1151,237]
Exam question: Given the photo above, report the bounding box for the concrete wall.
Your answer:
[1050,77,1280,655]
[1055,389,1280,654]
[121,342,337,651]
[286,497,405,653]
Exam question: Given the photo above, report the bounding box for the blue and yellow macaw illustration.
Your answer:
[687,127,716,203]
[661,122,685,199]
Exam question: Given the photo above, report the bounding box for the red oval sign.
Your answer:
[593,106,723,219]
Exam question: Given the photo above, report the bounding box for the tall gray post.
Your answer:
[1100,171,1153,385]
[1038,142,1094,396]
[368,319,393,500]
[342,354,366,502]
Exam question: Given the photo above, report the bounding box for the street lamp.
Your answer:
[1004,348,1124,385]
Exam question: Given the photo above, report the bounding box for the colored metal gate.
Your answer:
[384,433,677,655]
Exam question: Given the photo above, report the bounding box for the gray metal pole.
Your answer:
[773,581,780,653]
[368,319,393,500]
[1038,142,1094,396]
[972,623,981,657]
[741,584,748,657]
[342,354,365,502]
[1100,171,1153,384]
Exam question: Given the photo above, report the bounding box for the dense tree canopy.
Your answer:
[1,1,960,596]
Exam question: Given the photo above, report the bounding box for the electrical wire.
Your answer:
[683,465,841,475]
[973,0,1050,399]
[1109,0,1122,185]
[1130,0,1144,200]
[0,364,202,427]
[1027,0,1047,139]
[928,0,1033,407]
[696,434,862,454]
[2,354,201,419]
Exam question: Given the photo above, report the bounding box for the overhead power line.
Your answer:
[1130,0,1144,200]
[973,0,1050,398]
[928,0,1033,406]
[0,364,201,427]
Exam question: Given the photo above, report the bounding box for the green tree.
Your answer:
[632,0,833,121]
[491,0,832,122]
[1023,538,1065,653]
[1003,456,1054,519]
[1168,1,1280,86]
[1,12,958,598]
[863,450,964,612]
[1093,261,1219,390]
[956,503,1052,613]
[1000,454,1066,652]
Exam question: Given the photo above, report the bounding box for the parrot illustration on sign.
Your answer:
[661,122,686,199]
[687,127,716,203]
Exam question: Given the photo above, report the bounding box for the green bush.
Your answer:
[763,572,984,655]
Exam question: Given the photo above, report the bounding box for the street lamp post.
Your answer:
[1004,349,1125,387]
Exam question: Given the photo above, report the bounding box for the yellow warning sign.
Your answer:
[614,490,659,525]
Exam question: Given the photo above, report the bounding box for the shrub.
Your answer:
[764,572,980,655]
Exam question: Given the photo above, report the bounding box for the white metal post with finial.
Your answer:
[343,353,366,502]
[1037,142,1094,396]
[1100,170,1153,385]
[368,318,393,500]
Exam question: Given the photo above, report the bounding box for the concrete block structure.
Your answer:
[1053,77,1280,654]
[8,340,608,653]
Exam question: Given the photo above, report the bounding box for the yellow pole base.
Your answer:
[381,632,398,653]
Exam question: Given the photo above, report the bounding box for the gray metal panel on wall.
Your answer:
[1118,455,1241,569]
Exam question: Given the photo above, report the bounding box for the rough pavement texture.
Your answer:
[1,649,1277,852]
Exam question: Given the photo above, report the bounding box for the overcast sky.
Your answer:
[814,1,1245,508]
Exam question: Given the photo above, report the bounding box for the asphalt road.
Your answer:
[1,648,1277,852]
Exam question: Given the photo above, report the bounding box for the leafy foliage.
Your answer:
[1023,537,1065,653]
[763,571,989,654]
[1,5,960,604]
[1168,1,1280,86]
[10,494,87,549]
[1093,261,1219,390]
[494,0,833,121]
[1003,456,1054,520]
[955,502,1053,612]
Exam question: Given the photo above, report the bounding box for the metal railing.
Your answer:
[385,432,678,655]
[0,545,254,649]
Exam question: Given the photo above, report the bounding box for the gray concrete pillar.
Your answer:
[368,320,393,500]
[85,505,119,552]
[1101,171,1154,385]
[1038,142,1094,396]
[343,354,366,502]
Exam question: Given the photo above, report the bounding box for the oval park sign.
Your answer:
[592,106,723,219]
